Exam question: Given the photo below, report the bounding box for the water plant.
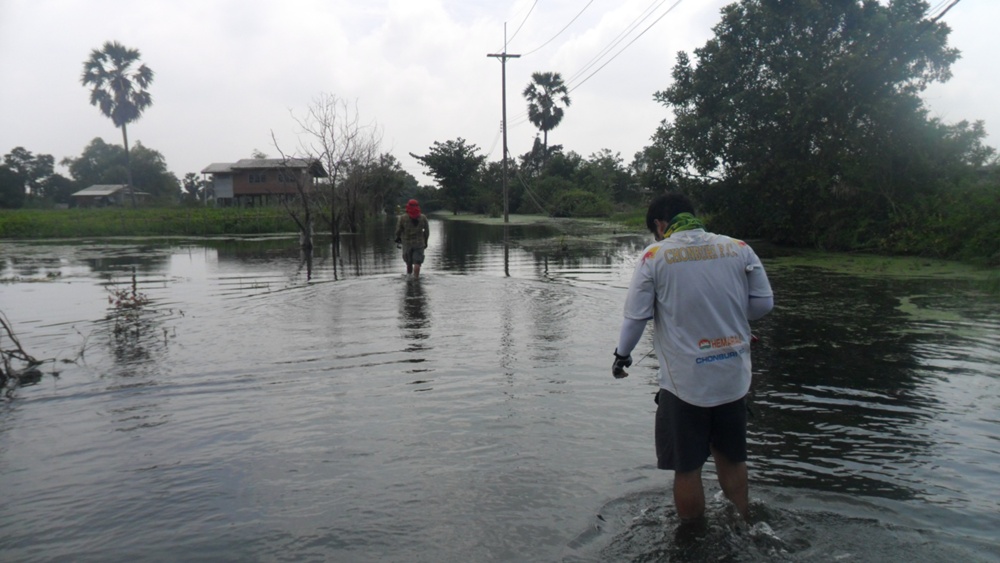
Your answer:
[0,311,43,397]
[106,267,151,337]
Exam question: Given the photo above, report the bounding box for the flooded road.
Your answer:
[1,217,998,562]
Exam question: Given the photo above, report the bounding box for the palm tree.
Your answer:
[81,40,154,208]
[522,71,571,159]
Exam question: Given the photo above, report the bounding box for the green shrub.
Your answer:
[549,189,612,218]
[0,207,300,239]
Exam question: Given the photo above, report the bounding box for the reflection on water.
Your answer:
[750,267,1000,516]
[400,278,429,344]
[0,218,998,562]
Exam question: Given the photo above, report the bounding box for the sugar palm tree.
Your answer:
[522,71,571,159]
[81,40,154,208]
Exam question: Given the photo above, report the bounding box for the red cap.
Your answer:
[406,199,420,219]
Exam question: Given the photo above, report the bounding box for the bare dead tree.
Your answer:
[270,132,316,251]
[1,311,44,397]
[291,94,383,254]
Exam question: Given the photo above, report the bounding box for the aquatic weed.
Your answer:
[106,266,151,337]
[0,311,44,398]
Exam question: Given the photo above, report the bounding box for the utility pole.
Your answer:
[487,29,520,225]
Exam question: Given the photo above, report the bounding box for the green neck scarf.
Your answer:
[663,212,704,238]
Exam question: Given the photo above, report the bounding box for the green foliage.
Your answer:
[4,147,54,197]
[472,161,504,215]
[410,138,486,214]
[81,40,155,208]
[0,207,300,238]
[402,184,445,214]
[632,127,690,194]
[506,149,627,218]
[369,154,419,215]
[651,0,967,246]
[81,41,154,128]
[877,175,1000,264]
[0,166,26,209]
[549,189,612,218]
[524,175,574,214]
[610,209,646,230]
[543,151,582,181]
[62,138,180,200]
[576,149,636,203]
[517,137,550,181]
[0,147,77,208]
[182,172,205,202]
[522,71,571,154]
[42,174,78,206]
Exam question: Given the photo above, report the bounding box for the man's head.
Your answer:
[406,199,421,219]
[646,193,694,240]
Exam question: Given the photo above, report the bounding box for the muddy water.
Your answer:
[1,218,997,562]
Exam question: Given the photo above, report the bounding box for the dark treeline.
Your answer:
[2,0,997,264]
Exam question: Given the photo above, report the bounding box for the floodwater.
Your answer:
[1,217,998,562]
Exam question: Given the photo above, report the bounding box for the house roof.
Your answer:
[201,158,328,177]
[200,162,234,174]
[71,184,128,197]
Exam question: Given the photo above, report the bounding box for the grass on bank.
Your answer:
[430,210,644,232]
[0,207,300,238]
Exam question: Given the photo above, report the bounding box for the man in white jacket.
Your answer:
[613,193,773,522]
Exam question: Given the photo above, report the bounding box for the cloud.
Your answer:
[0,0,995,188]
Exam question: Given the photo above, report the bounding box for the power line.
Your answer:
[926,0,950,18]
[506,0,957,139]
[485,122,503,158]
[506,0,686,129]
[507,147,552,216]
[928,0,961,22]
[499,0,539,51]
[564,0,667,86]
[521,0,596,56]
[569,0,685,93]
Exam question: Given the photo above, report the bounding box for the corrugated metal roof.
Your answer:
[201,158,328,177]
[71,184,128,197]
[200,162,234,174]
[231,158,314,169]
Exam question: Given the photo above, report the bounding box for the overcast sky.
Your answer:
[1,0,995,187]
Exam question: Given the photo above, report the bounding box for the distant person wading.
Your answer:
[394,199,430,278]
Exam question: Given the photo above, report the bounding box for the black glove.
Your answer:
[394,238,401,244]
[612,348,632,379]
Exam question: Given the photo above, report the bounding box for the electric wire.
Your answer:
[506,147,552,216]
[928,0,961,22]
[500,0,956,155]
[520,0,596,56]
[568,0,685,93]
[509,0,667,124]
[506,0,687,129]
[564,0,667,86]
[485,123,503,158]
[927,0,950,17]
[498,0,539,51]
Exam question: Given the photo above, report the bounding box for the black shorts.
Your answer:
[403,247,425,265]
[655,390,747,473]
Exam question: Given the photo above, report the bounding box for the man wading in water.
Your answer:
[612,193,773,525]
[394,199,430,278]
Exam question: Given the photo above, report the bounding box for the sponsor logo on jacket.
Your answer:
[697,335,744,350]
[696,351,741,364]
[661,242,741,264]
